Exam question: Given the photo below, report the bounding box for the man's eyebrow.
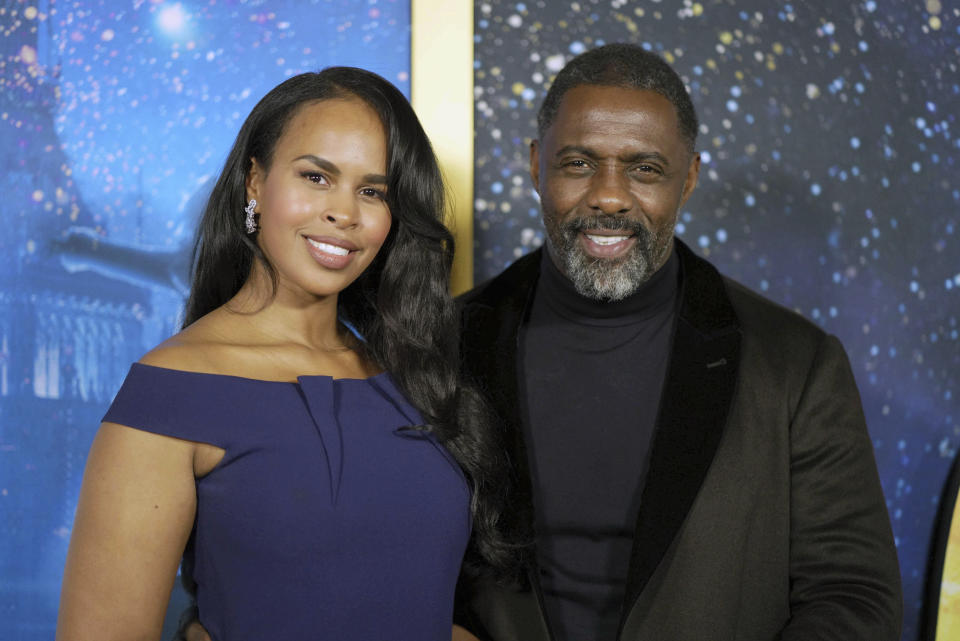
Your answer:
[621,151,670,166]
[293,154,388,184]
[553,145,671,166]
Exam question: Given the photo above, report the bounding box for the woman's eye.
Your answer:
[361,187,386,200]
[302,172,327,184]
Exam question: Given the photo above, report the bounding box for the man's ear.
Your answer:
[529,139,541,194]
[679,152,701,208]
[245,158,264,204]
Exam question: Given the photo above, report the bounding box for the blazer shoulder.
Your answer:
[722,275,827,348]
[676,240,825,355]
[457,249,542,312]
[717,276,859,404]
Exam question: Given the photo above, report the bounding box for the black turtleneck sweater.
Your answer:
[519,247,680,641]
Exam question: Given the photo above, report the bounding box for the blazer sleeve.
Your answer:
[778,334,902,640]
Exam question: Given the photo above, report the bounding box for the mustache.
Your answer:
[563,214,647,235]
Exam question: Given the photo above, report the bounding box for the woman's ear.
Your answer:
[245,158,264,204]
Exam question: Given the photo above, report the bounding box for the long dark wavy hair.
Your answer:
[183,68,514,576]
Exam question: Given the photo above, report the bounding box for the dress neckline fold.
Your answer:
[129,361,390,385]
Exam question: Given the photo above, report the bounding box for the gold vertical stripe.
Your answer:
[410,0,474,294]
[937,495,960,640]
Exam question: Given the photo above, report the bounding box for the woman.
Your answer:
[57,67,508,641]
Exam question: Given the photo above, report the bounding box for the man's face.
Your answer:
[530,85,700,301]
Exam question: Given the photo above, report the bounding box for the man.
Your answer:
[454,43,901,640]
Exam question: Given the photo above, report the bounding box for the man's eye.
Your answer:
[636,164,662,175]
[564,159,590,169]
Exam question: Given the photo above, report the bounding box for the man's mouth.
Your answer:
[584,234,632,246]
[578,232,637,258]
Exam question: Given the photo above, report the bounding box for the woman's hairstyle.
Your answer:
[183,67,513,573]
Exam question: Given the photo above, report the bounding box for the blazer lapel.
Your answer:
[459,250,543,578]
[620,240,742,622]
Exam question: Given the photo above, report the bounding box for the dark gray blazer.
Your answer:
[456,240,901,641]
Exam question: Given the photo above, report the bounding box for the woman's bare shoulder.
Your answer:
[139,308,244,375]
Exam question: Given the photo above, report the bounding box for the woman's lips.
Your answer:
[304,235,358,269]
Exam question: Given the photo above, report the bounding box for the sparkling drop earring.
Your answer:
[244,199,258,234]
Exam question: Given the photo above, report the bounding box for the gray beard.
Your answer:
[546,214,662,302]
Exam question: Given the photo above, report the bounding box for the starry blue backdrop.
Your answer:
[2,0,958,639]
[0,0,409,638]
[472,1,959,639]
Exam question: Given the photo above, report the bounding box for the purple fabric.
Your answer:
[103,363,471,641]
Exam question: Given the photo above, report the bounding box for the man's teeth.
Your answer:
[585,234,630,246]
[307,238,350,256]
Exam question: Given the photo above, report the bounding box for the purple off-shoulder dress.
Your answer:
[103,363,471,641]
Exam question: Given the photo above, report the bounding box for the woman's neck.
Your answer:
[227,268,346,352]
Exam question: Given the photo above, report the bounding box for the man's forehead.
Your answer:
[543,85,684,149]
[555,84,676,120]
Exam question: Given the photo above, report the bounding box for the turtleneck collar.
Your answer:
[537,242,680,324]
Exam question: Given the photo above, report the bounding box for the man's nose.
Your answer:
[586,167,632,214]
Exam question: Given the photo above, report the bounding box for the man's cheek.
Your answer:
[544,189,578,216]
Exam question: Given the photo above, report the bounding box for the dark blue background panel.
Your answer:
[472,2,959,639]
[0,1,410,638]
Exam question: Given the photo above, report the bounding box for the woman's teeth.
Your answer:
[307,238,350,256]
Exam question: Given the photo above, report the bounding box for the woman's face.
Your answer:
[246,96,391,303]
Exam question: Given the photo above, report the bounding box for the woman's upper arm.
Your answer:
[57,421,198,641]
[453,624,482,641]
